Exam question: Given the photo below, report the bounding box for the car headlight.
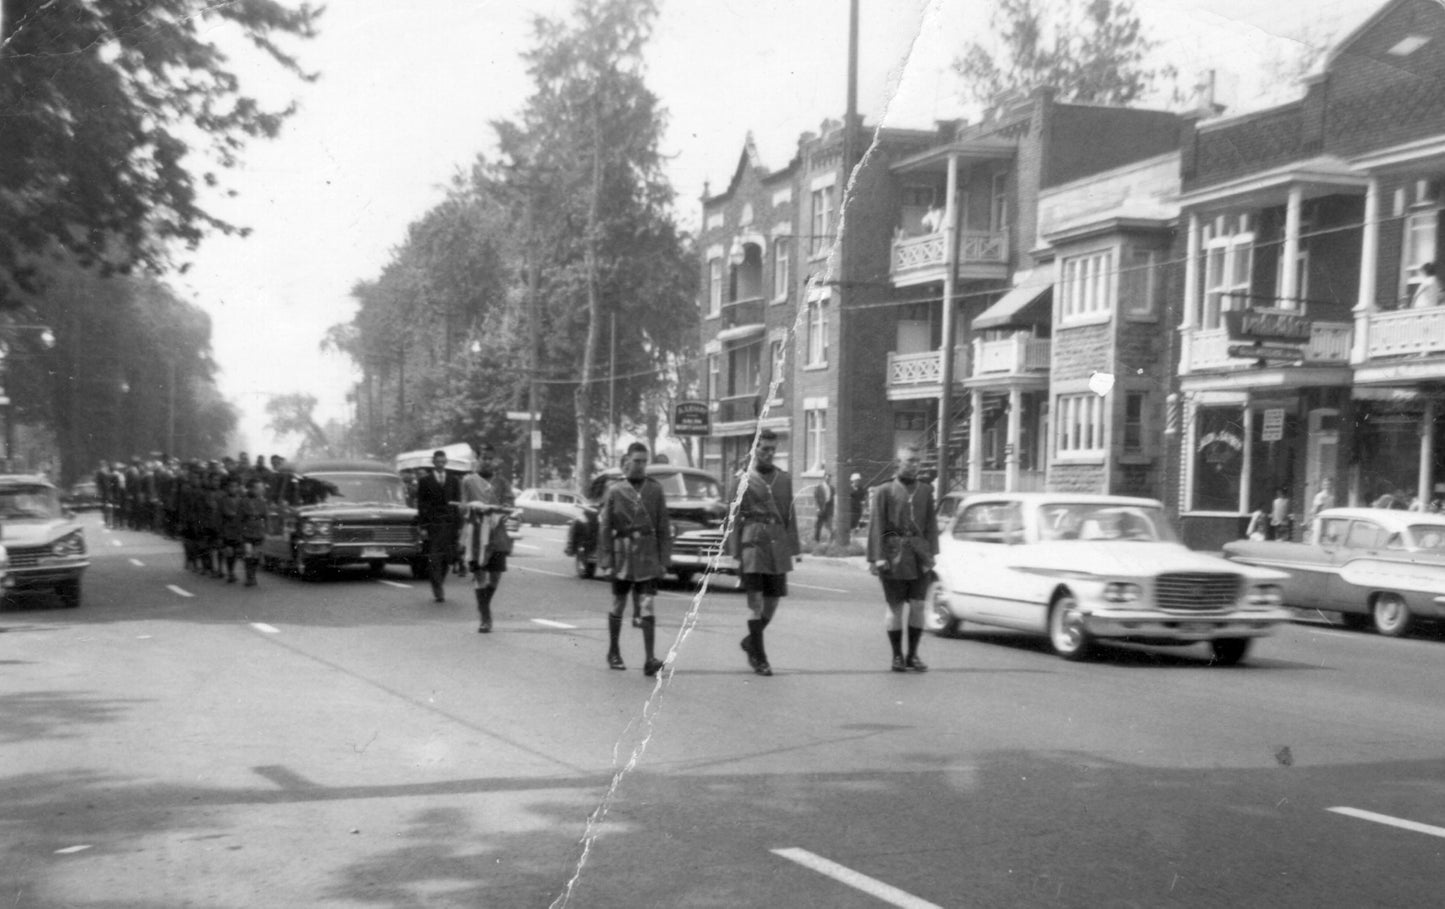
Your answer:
[51,530,86,558]
[301,520,332,539]
[1103,582,1141,603]
[1247,584,1283,607]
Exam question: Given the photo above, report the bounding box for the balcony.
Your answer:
[885,347,970,400]
[974,469,1047,492]
[1185,321,1353,373]
[718,393,761,424]
[889,229,1009,287]
[1366,308,1445,359]
[971,336,1051,377]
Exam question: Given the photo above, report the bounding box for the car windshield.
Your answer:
[1037,503,1176,543]
[0,484,64,520]
[1410,525,1445,553]
[308,473,408,506]
[655,472,722,501]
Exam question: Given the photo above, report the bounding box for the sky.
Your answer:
[173,0,1390,457]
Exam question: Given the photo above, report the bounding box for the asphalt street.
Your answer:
[5,514,1445,907]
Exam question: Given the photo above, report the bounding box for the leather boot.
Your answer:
[641,615,662,677]
[607,614,625,669]
[747,619,771,676]
[475,587,493,633]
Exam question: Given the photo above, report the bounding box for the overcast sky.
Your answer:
[174,0,1388,457]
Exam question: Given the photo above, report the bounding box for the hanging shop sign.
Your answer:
[1224,308,1312,343]
[673,401,711,436]
[1227,342,1307,362]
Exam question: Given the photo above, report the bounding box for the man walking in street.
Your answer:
[415,450,461,603]
[726,429,799,676]
[867,444,939,672]
[459,442,514,633]
[598,442,671,676]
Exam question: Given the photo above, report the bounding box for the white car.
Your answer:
[929,493,1291,664]
[0,475,87,606]
[515,488,585,526]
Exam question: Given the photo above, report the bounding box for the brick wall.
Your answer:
[1052,322,1111,382]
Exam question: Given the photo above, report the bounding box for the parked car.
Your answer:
[62,480,103,512]
[0,475,87,606]
[515,488,584,526]
[936,490,965,532]
[1224,507,1445,637]
[566,464,738,585]
[928,493,1291,664]
[260,459,424,580]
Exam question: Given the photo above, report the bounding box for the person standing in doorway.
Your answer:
[867,445,939,672]
[415,450,461,603]
[598,442,671,676]
[726,429,800,676]
[812,472,834,546]
[1270,487,1291,541]
[459,442,515,633]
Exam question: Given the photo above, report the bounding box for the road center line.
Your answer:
[531,618,576,629]
[513,542,541,551]
[513,564,574,579]
[166,585,194,598]
[250,623,280,634]
[790,582,850,593]
[1328,807,1445,839]
[376,579,411,589]
[110,539,123,547]
[771,848,944,909]
[128,558,145,567]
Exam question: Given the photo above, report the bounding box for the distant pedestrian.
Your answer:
[847,472,866,542]
[459,442,515,633]
[867,445,939,672]
[598,442,670,676]
[725,429,800,676]
[812,472,834,545]
[415,450,462,603]
[240,479,267,587]
[218,476,244,583]
[1269,487,1291,541]
[1245,504,1268,541]
[1310,477,1336,523]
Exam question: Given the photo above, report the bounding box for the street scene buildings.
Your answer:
[694,0,1445,546]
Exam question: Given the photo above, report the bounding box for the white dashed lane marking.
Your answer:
[772,848,944,909]
[128,558,144,567]
[1329,807,1445,839]
[513,542,541,551]
[531,618,576,629]
[250,623,280,634]
[166,585,194,598]
[790,583,850,593]
[110,539,123,547]
[377,580,411,589]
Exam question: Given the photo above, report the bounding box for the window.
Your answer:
[990,171,1009,230]
[805,298,829,366]
[804,408,827,472]
[1400,209,1438,306]
[954,501,1023,543]
[707,258,722,317]
[772,238,791,300]
[728,343,761,396]
[810,186,833,258]
[1201,215,1254,329]
[1120,248,1162,318]
[1059,250,1113,320]
[1056,393,1106,456]
[1123,392,1145,454]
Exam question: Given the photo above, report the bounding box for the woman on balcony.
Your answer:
[1411,261,1441,309]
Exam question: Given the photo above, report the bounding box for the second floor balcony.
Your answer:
[886,347,970,399]
[1185,321,1353,373]
[1366,307,1445,359]
[718,296,766,339]
[890,229,1009,287]
[717,392,761,424]
[971,335,1051,378]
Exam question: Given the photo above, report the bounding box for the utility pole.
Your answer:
[834,0,860,544]
[525,185,541,490]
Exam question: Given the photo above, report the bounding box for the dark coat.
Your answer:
[724,467,799,575]
[415,469,461,527]
[866,478,940,581]
[597,476,671,580]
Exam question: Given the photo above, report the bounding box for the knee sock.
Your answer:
[907,626,922,659]
[641,615,656,661]
[607,613,623,655]
[747,618,767,663]
[888,629,903,657]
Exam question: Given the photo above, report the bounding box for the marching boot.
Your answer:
[747,619,771,676]
[607,614,626,670]
[905,626,927,672]
[641,615,663,677]
[475,586,493,633]
[225,553,237,583]
[740,614,771,669]
[889,629,906,672]
[244,558,258,587]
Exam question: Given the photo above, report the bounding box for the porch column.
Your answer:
[1281,186,1303,308]
[1180,213,1202,373]
[968,387,984,491]
[1421,397,1437,507]
[936,152,960,495]
[1005,386,1022,491]
[1240,402,1254,515]
[1353,177,1379,365]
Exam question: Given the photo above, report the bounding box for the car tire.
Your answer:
[55,579,81,609]
[1372,593,1412,637]
[926,580,959,637]
[1048,593,1093,661]
[575,551,596,579]
[1209,637,1252,666]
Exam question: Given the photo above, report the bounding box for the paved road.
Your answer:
[4,514,1445,907]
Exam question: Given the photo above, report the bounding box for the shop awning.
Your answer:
[972,270,1052,331]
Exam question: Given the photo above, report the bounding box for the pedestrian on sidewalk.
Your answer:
[812,471,834,545]
[725,429,800,676]
[459,442,514,633]
[867,444,939,672]
[598,442,671,676]
[416,450,461,603]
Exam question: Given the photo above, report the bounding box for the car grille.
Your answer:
[672,531,725,560]
[6,545,52,568]
[331,525,417,545]
[1155,572,1241,611]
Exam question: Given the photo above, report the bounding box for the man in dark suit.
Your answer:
[415,450,461,603]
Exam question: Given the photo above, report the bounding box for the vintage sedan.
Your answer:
[565,464,738,585]
[1223,507,1445,636]
[0,475,86,607]
[515,488,584,526]
[929,493,1291,664]
[260,460,424,580]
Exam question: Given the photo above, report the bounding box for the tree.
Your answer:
[954,0,1171,107]
[265,393,329,460]
[0,0,320,307]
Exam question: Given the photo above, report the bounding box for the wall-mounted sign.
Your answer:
[1228,343,1307,362]
[1261,408,1285,442]
[674,401,711,436]
[1224,308,1312,343]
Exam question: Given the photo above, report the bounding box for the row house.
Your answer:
[1172,0,1445,548]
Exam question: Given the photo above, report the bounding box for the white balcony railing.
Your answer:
[972,336,1051,376]
[1185,321,1353,372]
[958,230,1009,263]
[890,229,1009,279]
[886,348,970,388]
[891,233,946,274]
[1367,308,1445,358]
[975,469,1047,492]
